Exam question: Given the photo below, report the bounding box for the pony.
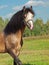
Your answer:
[0,6,35,65]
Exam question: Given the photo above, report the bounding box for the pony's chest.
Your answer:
[10,34,22,49]
[5,31,23,50]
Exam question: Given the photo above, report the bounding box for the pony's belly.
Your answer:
[0,32,5,53]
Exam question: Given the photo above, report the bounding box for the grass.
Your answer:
[0,38,49,65]
[22,39,49,50]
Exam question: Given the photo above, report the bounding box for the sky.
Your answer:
[0,0,49,23]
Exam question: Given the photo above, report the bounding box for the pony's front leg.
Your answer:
[14,55,22,65]
[7,49,22,65]
[14,57,22,65]
[14,60,16,65]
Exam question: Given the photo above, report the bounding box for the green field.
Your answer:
[0,38,49,65]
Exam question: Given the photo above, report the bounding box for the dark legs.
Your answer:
[14,59,17,65]
[8,49,22,65]
[14,58,22,65]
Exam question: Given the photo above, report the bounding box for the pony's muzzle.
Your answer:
[26,19,33,30]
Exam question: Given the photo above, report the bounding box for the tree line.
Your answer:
[0,17,49,37]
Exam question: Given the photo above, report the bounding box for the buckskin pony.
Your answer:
[0,6,35,65]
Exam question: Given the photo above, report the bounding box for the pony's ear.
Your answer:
[23,6,26,11]
[30,6,32,10]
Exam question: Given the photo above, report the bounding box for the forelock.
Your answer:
[24,8,35,16]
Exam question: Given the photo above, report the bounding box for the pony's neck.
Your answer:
[15,26,25,41]
[21,25,26,35]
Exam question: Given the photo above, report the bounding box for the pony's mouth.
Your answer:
[26,20,33,30]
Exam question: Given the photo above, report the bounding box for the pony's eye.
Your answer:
[24,14,27,18]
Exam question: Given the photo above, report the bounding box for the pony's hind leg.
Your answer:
[7,49,22,65]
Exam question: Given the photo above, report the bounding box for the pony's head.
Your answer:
[22,6,35,30]
[4,6,35,34]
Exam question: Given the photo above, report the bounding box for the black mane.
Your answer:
[4,10,25,34]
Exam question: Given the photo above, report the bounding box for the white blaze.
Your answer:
[25,12,33,22]
[25,12,34,30]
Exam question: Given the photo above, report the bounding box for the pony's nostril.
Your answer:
[28,20,33,30]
